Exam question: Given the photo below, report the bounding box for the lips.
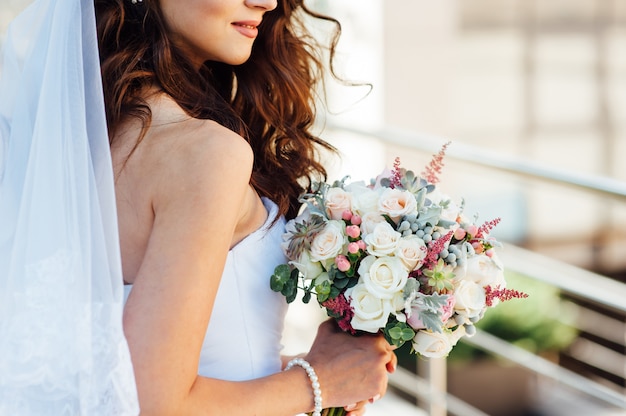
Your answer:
[232,21,260,39]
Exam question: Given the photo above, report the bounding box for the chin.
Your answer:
[226,53,253,66]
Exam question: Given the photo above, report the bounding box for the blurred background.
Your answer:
[2,1,625,415]
[304,1,626,415]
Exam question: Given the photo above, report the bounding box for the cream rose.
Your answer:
[394,235,427,271]
[289,251,323,280]
[358,255,408,300]
[453,280,486,320]
[344,182,381,216]
[359,212,388,237]
[455,254,505,288]
[412,326,466,358]
[378,188,417,221]
[325,187,352,220]
[346,283,394,333]
[309,220,346,263]
[364,222,401,256]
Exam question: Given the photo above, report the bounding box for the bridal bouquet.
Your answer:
[271,143,526,413]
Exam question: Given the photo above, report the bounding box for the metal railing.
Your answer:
[326,123,626,415]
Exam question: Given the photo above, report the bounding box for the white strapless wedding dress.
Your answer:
[124,198,289,381]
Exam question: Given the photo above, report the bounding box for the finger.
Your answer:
[386,351,398,373]
[345,400,367,416]
[368,393,381,404]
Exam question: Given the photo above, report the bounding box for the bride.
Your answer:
[0,0,396,415]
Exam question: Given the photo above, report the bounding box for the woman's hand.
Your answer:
[304,320,397,411]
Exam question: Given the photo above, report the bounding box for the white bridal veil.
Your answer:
[0,0,139,414]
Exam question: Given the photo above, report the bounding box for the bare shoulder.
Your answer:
[112,93,255,280]
[144,94,253,184]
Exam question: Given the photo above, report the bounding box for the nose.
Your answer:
[245,0,278,12]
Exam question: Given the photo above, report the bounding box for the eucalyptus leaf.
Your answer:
[388,327,404,340]
[282,278,297,303]
[303,291,312,304]
[315,279,331,296]
[401,328,416,341]
[317,292,329,303]
[269,274,284,292]
[334,278,350,289]
[346,278,358,290]
[270,264,292,292]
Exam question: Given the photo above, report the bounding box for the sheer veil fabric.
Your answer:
[0,0,139,414]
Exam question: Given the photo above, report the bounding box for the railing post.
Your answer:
[418,357,447,416]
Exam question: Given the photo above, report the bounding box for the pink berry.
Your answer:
[351,215,362,225]
[346,225,361,239]
[472,242,484,254]
[335,255,351,272]
[454,228,466,240]
[357,240,367,251]
[342,210,353,221]
[348,242,360,254]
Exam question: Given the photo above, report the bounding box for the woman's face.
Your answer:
[160,0,278,67]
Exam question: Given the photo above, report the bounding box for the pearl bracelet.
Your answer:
[284,357,322,416]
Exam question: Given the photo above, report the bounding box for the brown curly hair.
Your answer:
[95,0,340,219]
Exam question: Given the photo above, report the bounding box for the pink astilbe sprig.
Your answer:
[421,141,450,184]
[421,231,454,271]
[485,285,529,307]
[322,294,356,334]
[475,217,502,239]
[389,157,403,189]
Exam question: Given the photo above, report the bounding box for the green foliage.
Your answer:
[415,293,450,332]
[384,319,416,348]
[417,205,443,228]
[422,259,455,292]
[270,265,299,303]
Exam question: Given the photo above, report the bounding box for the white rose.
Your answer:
[455,254,505,288]
[289,251,323,280]
[346,283,394,333]
[378,188,417,221]
[412,326,466,358]
[453,280,486,320]
[359,212,388,237]
[325,187,352,220]
[364,222,401,256]
[358,255,408,300]
[309,220,346,263]
[394,235,427,271]
[344,182,381,216]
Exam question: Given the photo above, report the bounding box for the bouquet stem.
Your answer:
[309,408,346,416]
